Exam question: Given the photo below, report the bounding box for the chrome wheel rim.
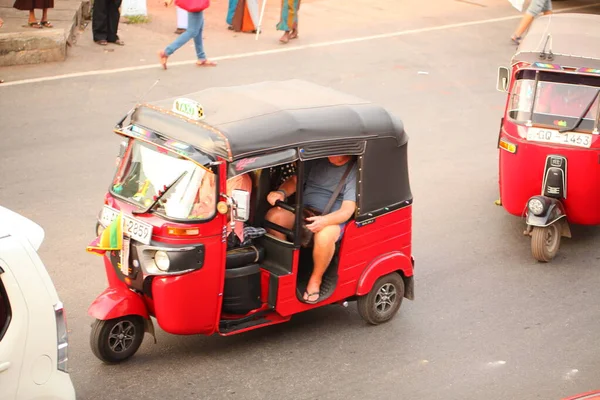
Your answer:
[375,283,397,314]
[108,321,136,353]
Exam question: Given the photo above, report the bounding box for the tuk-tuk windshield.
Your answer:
[509,74,600,131]
[111,140,217,221]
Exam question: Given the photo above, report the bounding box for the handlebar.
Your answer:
[274,200,296,214]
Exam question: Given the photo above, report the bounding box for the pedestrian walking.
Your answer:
[511,0,552,45]
[277,0,300,44]
[92,0,124,45]
[13,0,53,29]
[158,0,216,69]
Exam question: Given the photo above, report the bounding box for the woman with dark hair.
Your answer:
[13,0,53,28]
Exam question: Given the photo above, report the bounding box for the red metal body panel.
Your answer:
[89,255,150,320]
[499,63,600,225]
[563,391,600,400]
[150,163,228,335]
[275,206,413,317]
[356,252,413,296]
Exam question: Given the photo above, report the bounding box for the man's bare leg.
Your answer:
[304,225,340,302]
[265,207,295,240]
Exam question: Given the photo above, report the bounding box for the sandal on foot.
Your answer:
[96,40,108,45]
[113,39,125,46]
[303,291,321,304]
[40,20,53,27]
[289,29,298,39]
[158,50,168,69]
[511,36,522,45]
[196,59,217,67]
[28,22,43,29]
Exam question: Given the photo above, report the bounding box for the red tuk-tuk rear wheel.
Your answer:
[357,273,405,325]
[531,225,561,263]
[90,316,145,364]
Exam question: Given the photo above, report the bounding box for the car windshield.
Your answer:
[509,78,600,131]
[111,140,217,221]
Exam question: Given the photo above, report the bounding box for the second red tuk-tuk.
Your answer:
[87,79,415,363]
[496,13,600,262]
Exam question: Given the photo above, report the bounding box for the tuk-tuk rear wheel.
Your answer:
[531,224,561,263]
[357,273,404,325]
[90,316,145,364]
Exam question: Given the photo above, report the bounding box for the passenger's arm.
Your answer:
[267,175,297,205]
[306,200,356,233]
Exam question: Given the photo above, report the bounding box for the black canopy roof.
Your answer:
[129,79,407,161]
[513,13,600,69]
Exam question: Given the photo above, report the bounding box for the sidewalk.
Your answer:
[1,0,598,82]
[0,0,90,66]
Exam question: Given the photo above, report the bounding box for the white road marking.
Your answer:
[564,369,579,380]
[486,360,507,367]
[1,3,598,88]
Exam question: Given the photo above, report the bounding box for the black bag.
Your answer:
[299,160,355,248]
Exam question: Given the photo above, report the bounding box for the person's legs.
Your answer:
[276,0,299,43]
[304,224,341,302]
[512,0,549,42]
[226,0,238,26]
[165,11,200,56]
[106,0,122,43]
[92,0,108,42]
[264,207,295,240]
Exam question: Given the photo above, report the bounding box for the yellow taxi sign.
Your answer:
[499,138,517,154]
[172,98,205,121]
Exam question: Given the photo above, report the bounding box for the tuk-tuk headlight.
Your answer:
[528,198,545,216]
[154,251,170,271]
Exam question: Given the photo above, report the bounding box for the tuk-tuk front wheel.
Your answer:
[531,224,561,263]
[357,273,405,325]
[90,316,145,364]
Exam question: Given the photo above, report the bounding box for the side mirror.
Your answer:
[231,189,250,222]
[497,66,510,93]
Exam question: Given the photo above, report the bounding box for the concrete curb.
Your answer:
[0,0,90,66]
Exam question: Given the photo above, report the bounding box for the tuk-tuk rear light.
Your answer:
[499,138,517,154]
[166,227,200,236]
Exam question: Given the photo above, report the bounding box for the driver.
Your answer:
[264,155,357,304]
[537,84,599,118]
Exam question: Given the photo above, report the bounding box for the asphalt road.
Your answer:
[2,1,600,399]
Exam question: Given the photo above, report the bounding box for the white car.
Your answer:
[0,206,76,400]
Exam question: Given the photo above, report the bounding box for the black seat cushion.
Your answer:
[226,245,265,269]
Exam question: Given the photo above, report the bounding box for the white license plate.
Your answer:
[99,206,153,245]
[526,127,592,148]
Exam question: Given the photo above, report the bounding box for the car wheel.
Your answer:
[357,272,405,325]
[90,316,145,364]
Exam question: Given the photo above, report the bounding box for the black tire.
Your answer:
[357,273,405,325]
[90,316,145,364]
[531,224,560,263]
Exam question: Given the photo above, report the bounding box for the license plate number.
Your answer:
[99,206,153,245]
[526,128,592,148]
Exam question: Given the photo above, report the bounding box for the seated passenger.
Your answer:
[265,156,357,304]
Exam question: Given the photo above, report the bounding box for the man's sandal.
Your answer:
[40,21,53,28]
[303,291,320,304]
[28,21,43,29]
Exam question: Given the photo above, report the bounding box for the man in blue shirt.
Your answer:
[265,155,357,304]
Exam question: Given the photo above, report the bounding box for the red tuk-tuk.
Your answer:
[496,14,600,262]
[87,79,415,363]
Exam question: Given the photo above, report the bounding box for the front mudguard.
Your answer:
[525,196,571,238]
[89,286,149,320]
[89,286,157,342]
